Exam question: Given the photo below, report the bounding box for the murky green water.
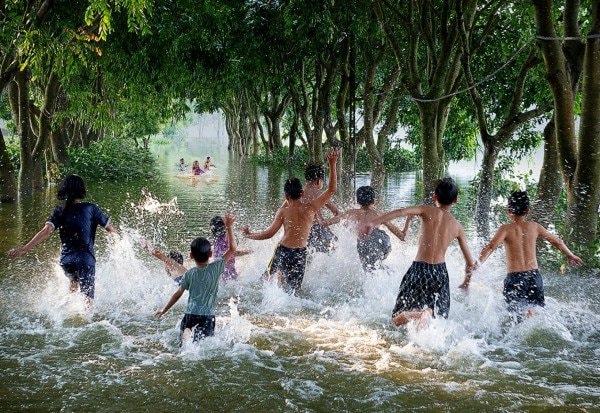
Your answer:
[1,143,599,411]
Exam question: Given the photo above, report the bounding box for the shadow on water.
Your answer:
[0,143,599,411]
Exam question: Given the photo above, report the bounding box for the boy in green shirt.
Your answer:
[155,212,237,343]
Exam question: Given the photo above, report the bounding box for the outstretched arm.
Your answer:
[320,211,348,227]
[384,221,406,241]
[359,206,424,238]
[243,208,284,240]
[140,238,187,277]
[459,227,504,289]
[325,201,341,216]
[312,149,340,211]
[222,212,238,262]
[457,228,479,289]
[537,224,583,266]
[155,287,185,317]
[7,223,53,257]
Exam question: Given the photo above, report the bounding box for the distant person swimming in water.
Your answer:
[321,185,411,271]
[7,174,118,307]
[178,158,187,172]
[204,156,216,170]
[192,160,204,175]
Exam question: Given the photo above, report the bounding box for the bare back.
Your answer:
[413,205,463,264]
[279,201,319,248]
[495,220,541,273]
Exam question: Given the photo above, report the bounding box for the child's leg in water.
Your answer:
[392,308,433,326]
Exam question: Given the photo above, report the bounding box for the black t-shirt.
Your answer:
[47,202,110,265]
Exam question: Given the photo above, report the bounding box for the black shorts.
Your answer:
[392,261,450,319]
[307,223,337,253]
[180,313,216,342]
[356,228,392,270]
[61,262,96,299]
[267,245,308,294]
[503,269,545,311]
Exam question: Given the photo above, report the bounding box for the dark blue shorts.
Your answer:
[61,262,96,299]
[356,228,392,270]
[267,245,308,294]
[180,313,216,343]
[503,269,545,311]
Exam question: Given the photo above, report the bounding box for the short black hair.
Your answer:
[284,178,303,200]
[169,251,184,264]
[508,191,529,216]
[210,215,226,237]
[190,237,211,262]
[304,164,325,182]
[434,178,458,205]
[356,186,375,206]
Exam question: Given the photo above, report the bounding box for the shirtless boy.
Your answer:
[459,191,582,319]
[322,185,411,271]
[243,149,339,294]
[361,178,477,325]
[304,163,340,253]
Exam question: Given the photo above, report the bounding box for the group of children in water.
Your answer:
[7,148,583,344]
[179,156,216,175]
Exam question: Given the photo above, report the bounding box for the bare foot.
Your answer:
[392,308,432,326]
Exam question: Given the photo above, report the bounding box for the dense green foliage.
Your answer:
[65,137,157,181]
[355,146,419,173]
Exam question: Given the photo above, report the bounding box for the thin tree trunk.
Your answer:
[475,143,499,237]
[0,127,17,202]
[532,120,562,226]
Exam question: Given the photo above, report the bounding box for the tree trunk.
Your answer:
[11,71,34,195]
[417,102,447,201]
[532,120,562,226]
[0,127,17,202]
[475,142,499,237]
[569,25,600,243]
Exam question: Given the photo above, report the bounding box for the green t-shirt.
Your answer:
[179,258,225,315]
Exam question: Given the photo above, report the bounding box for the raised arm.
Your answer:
[243,208,284,240]
[222,212,238,262]
[7,223,54,257]
[312,149,339,211]
[537,224,583,266]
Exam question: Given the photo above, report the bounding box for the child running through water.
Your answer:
[210,215,251,281]
[303,163,340,253]
[7,175,118,306]
[243,148,339,294]
[459,191,583,320]
[322,185,411,271]
[361,178,477,326]
[155,212,237,343]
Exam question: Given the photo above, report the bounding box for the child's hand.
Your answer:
[567,254,583,266]
[139,237,156,253]
[242,225,251,236]
[326,148,340,164]
[6,247,25,258]
[398,230,406,241]
[155,309,165,318]
[223,212,235,227]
